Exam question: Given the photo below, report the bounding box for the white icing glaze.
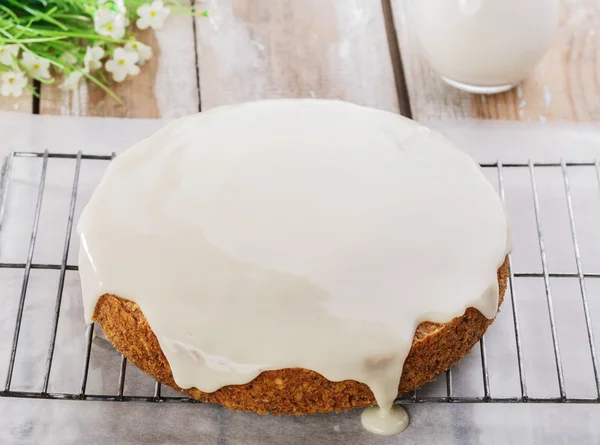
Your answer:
[78,99,509,434]
[361,405,409,435]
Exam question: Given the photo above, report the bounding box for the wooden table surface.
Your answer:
[1,0,598,123]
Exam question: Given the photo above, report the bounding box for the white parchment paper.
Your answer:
[0,110,599,444]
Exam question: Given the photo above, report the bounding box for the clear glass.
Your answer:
[413,0,560,94]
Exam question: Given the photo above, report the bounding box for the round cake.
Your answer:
[78,99,510,419]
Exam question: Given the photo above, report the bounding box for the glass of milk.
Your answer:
[413,0,560,94]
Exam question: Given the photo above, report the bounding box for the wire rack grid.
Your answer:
[0,150,599,406]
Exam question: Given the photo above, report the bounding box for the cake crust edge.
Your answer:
[92,258,509,415]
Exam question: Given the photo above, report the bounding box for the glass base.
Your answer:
[441,77,518,95]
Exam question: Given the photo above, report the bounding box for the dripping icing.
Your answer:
[78,99,509,433]
[361,405,409,435]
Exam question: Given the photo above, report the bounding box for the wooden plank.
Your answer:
[39,14,199,118]
[392,0,600,122]
[196,0,399,112]
[0,88,33,114]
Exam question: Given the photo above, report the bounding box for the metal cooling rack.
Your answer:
[0,150,599,405]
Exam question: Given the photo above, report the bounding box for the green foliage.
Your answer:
[0,0,202,100]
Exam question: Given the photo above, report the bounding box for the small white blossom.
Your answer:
[84,46,105,72]
[137,0,170,30]
[0,44,19,66]
[60,52,78,66]
[124,41,153,65]
[94,7,128,40]
[60,70,84,91]
[105,48,140,82]
[21,52,52,79]
[1,71,27,97]
[94,6,116,25]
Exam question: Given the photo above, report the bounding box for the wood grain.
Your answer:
[39,14,199,118]
[0,89,33,114]
[392,0,600,121]
[196,0,399,112]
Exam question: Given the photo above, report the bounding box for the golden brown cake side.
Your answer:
[92,258,509,415]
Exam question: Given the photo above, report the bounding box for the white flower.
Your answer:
[60,71,84,91]
[124,41,153,65]
[101,20,127,40]
[0,44,19,66]
[105,48,140,82]
[136,0,170,30]
[94,6,116,25]
[84,46,105,72]
[94,7,128,40]
[21,52,52,79]
[1,71,27,97]
[60,52,78,66]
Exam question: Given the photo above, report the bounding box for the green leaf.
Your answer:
[0,0,205,103]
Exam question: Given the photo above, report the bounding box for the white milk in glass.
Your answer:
[413,0,560,94]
